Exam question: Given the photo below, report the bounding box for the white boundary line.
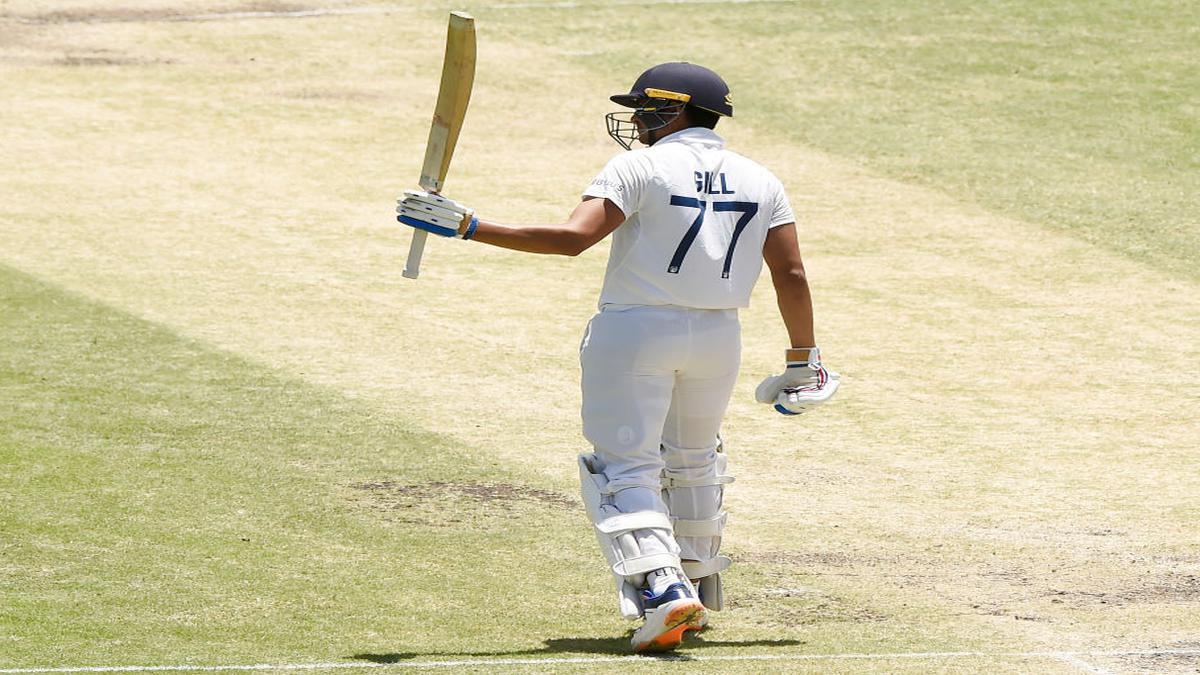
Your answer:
[3,650,1198,673]
[1053,653,1116,675]
[13,0,801,24]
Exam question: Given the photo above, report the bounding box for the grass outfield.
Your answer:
[2,1,1198,673]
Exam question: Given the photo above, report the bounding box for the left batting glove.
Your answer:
[397,190,478,239]
[755,347,841,416]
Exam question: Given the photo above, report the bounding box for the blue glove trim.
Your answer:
[398,214,458,238]
[774,403,803,416]
[462,216,479,240]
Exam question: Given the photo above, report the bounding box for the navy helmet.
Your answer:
[606,62,732,150]
[610,62,733,117]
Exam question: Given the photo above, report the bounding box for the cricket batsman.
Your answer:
[397,62,839,652]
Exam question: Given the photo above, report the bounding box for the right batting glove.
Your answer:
[397,190,478,239]
[755,347,841,416]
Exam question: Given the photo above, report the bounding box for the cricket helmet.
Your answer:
[606,62,733,150]
[610,61,733,117]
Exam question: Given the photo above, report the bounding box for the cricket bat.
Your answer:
[402,11,476,280]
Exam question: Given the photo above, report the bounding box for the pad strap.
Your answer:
[661,473,734,489]
[594,511,674,536]
[682,555,732,580]
[672,512,727,537]
[612,553,681,578]
[594,512,679,577]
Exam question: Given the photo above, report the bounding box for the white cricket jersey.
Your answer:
[582,127,794,309]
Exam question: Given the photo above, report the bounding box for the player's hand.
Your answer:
[755,347,840,416]
[397,190,478,239]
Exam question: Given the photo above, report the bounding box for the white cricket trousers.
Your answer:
[579,304,741,565]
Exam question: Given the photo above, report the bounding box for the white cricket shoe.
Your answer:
[630,582,706,653]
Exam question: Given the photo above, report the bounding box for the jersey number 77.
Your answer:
[666,196,759,279]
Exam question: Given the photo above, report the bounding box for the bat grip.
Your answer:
[402,229,428,279]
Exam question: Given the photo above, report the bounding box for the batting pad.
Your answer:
[662,443,734,611]
[579,453,682,620]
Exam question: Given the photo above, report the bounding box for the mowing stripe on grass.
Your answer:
[4,650,1197,673]
[13,0,802,24]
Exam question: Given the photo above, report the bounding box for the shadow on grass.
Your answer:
[352,632,805,662]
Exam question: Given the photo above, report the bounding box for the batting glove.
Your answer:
[397,190,478,239]
[755,347,841,416]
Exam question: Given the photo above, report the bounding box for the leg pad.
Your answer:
[662,443,734,612]
[579,454,682,620]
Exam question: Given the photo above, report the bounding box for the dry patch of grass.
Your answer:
[51,49,176,66]
[350,479,578,525]
[5,1,314,24]
[1120,641,1200,673]
[282,86,382,101]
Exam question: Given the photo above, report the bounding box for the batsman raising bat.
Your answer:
[397,62,840,653]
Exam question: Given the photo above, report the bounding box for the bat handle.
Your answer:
[402,229,428,279]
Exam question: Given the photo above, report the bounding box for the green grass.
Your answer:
[494,0,1200,278]
[2,1,1198,672]
[1,265,986,670]
[0,263,600,664]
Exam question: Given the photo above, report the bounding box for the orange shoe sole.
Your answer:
[633,600,705,653]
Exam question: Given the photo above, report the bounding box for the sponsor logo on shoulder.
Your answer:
[591,178,624,191]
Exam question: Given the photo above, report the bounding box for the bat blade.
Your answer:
[403,11,476,280]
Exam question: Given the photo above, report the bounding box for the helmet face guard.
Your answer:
[606,64,731,150]
[605,98,687,150]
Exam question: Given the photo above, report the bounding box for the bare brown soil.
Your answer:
[353,479,578,509]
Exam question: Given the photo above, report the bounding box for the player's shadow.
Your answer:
[352,632,804,661]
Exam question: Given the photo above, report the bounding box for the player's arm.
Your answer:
[470,197,625,256]
[762,222,815,348]
[396,192,625,257]
[757,222,839,415]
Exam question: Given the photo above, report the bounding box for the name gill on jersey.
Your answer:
[582,127,794,310]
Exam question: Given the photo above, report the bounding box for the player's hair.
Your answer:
[686,105,720,130]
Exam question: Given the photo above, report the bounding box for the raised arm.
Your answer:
[471,197,626,256]
[397,191,626,257]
